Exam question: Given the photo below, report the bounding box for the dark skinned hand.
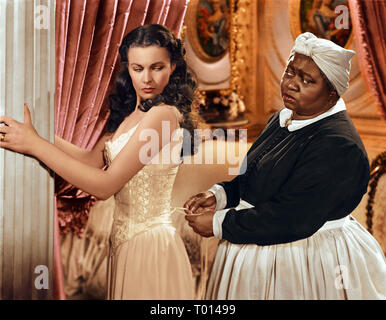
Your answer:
[183,191,217,237]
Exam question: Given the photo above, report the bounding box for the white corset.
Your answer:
[104,126,183,255]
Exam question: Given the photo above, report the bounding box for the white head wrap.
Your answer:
[290,32,355,96]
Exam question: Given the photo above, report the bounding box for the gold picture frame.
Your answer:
[185,0,231,63]
[289,0,353,49]
[183,0,252,126]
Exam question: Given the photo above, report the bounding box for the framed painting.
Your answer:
[184,0,231,91]
[187,0,230,62]
[289,0,353,48]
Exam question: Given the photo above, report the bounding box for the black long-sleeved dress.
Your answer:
[218,110,370,245]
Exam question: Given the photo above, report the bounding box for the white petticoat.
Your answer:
[206,201,386,300]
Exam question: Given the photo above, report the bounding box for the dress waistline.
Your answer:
[237,199,352,233]
[318,215,351,232]
[110,212,174,256]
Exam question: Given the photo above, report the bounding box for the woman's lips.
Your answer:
[142,88,155,93]
[283,93,296,103]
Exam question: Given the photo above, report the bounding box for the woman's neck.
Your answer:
[292,111,326,121]
[135,96,141,112]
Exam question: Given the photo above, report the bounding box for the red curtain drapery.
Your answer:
[349,0,386,120]
[54,0,188,299]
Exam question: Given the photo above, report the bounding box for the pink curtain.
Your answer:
[54,0,188,299]
[349,0,386,120]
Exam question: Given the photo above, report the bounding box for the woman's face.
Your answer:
[280,53,334,120]
[127,45,176,103]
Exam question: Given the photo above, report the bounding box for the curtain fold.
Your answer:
[56,1,87,137]
[145,0,168,25]
[54,0,189,299]
[72,0,119,145]
[349,0,386,120]
[165,0,188,37]
[63,0,103,143]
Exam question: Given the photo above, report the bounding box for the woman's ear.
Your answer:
[171,64,176,74]
[328,90,339,108]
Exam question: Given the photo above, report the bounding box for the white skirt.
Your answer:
[206,202,386,300]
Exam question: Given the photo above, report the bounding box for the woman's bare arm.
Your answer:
[54,134,110,168]
[0,104,179,200]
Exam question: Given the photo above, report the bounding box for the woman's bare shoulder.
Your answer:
[146,104,183,123]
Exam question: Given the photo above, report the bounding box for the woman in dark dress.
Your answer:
[184,32,386,299]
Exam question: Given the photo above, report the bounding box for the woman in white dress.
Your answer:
[184,32,386,300]
[0,24,199,300]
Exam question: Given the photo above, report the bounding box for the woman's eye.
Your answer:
[153,66,164,71]
[133,67,142,72]
[285,69,295,76]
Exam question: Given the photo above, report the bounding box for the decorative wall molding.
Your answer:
[230,0,256,112]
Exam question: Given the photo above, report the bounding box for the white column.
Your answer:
[0,0,55,299]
